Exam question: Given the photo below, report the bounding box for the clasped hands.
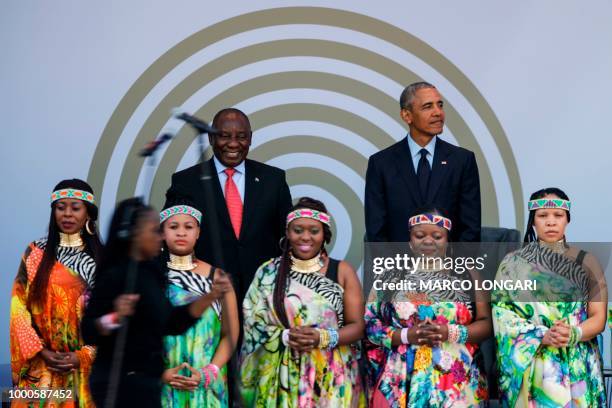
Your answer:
[162,362,202,391]
[286,326,320,353]
[39,349,80,373]
[405,318,448,347]
[541,321,571,348]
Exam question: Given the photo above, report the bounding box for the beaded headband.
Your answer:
[409,213,452,231]
[160,205,202,224]
[528,198,571,211]
[51,189,96,205]
[286,208,332,226]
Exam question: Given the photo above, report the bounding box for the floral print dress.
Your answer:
[239,258,365,408]
[10,239,97,407]
[162,267,227,407]
[492,243,606,407]
[365,269,488,407]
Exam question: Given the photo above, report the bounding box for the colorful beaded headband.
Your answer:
[51,189,96,205]
[160,205,202,224]
[409,213,452,231]
[528,198,571,211]
[286,208,332,226]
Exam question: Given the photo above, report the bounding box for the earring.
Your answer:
[278,236,287,251]
[85,219,95,235]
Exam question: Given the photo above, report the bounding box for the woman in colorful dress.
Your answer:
[365,207,491,407]
[160,201,239,407]
[492,187,608,407]
[240,197,366,407]
[10,179,103,407]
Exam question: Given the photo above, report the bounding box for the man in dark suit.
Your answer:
[165,108,292,303]
[365,82,481,242]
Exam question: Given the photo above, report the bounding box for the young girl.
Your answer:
[160,201,239,407]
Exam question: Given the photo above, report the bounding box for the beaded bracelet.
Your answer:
[318,329,330,349]
[575,326,583,343]
[327,329,339,349]
[316,329,339,349]
[199,364,220,388]
[447,324,459,343]
[448,324,468,344]
[568,325,583,347]
[457,325,468,344]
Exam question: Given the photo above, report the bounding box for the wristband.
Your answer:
[448,324,459,343]
[568,325,583,346]
[199,364,220,387]
[457,325,468,344]
[327,329,339,349]
[318,328,330,349]
[575,326,583,342]
[99,312,121,331]
[400,328,409,344]
[448,324,468,344]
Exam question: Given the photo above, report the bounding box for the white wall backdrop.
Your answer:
[2,0,611,378]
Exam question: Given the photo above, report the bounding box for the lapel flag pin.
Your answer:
[441,161,447,165]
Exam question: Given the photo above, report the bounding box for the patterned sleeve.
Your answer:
[9,244,44,384]
[365,300,394,349]
[239,259,285,406]
[492,256,549,407]
[75,345,96,371]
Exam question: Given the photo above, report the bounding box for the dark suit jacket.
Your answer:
[165,158,292,303]
[365,137,481,242]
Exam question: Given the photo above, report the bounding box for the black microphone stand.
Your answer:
[104,133,172,408]
[194,128,225,279]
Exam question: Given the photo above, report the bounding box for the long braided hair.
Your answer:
[272,197,332,329]
[28,179,102,308]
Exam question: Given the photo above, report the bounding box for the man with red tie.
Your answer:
[165,108,292,304]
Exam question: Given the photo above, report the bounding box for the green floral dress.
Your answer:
[162,268,227,407]
[239,258,365,408]
[492,243,606,407]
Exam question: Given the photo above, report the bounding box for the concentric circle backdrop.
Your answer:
[88,6,523,271]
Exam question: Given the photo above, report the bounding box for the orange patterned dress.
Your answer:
[10,239,96,407]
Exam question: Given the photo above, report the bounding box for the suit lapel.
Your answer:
[239,160,258,240]
[426,138,451,203]
[393,139,424,206]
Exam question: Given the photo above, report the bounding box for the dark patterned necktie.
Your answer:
[417,148,431,200]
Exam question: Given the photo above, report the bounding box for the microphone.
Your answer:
[172,108,218,134]
[139,133,173,157]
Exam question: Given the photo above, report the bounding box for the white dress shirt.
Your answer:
[407,134,437,172]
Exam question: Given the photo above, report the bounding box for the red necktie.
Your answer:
[224,168,243,239]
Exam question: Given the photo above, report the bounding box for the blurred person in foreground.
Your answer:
[81,198,233,407]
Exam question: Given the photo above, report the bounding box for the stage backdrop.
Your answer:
[2,1,611,383]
